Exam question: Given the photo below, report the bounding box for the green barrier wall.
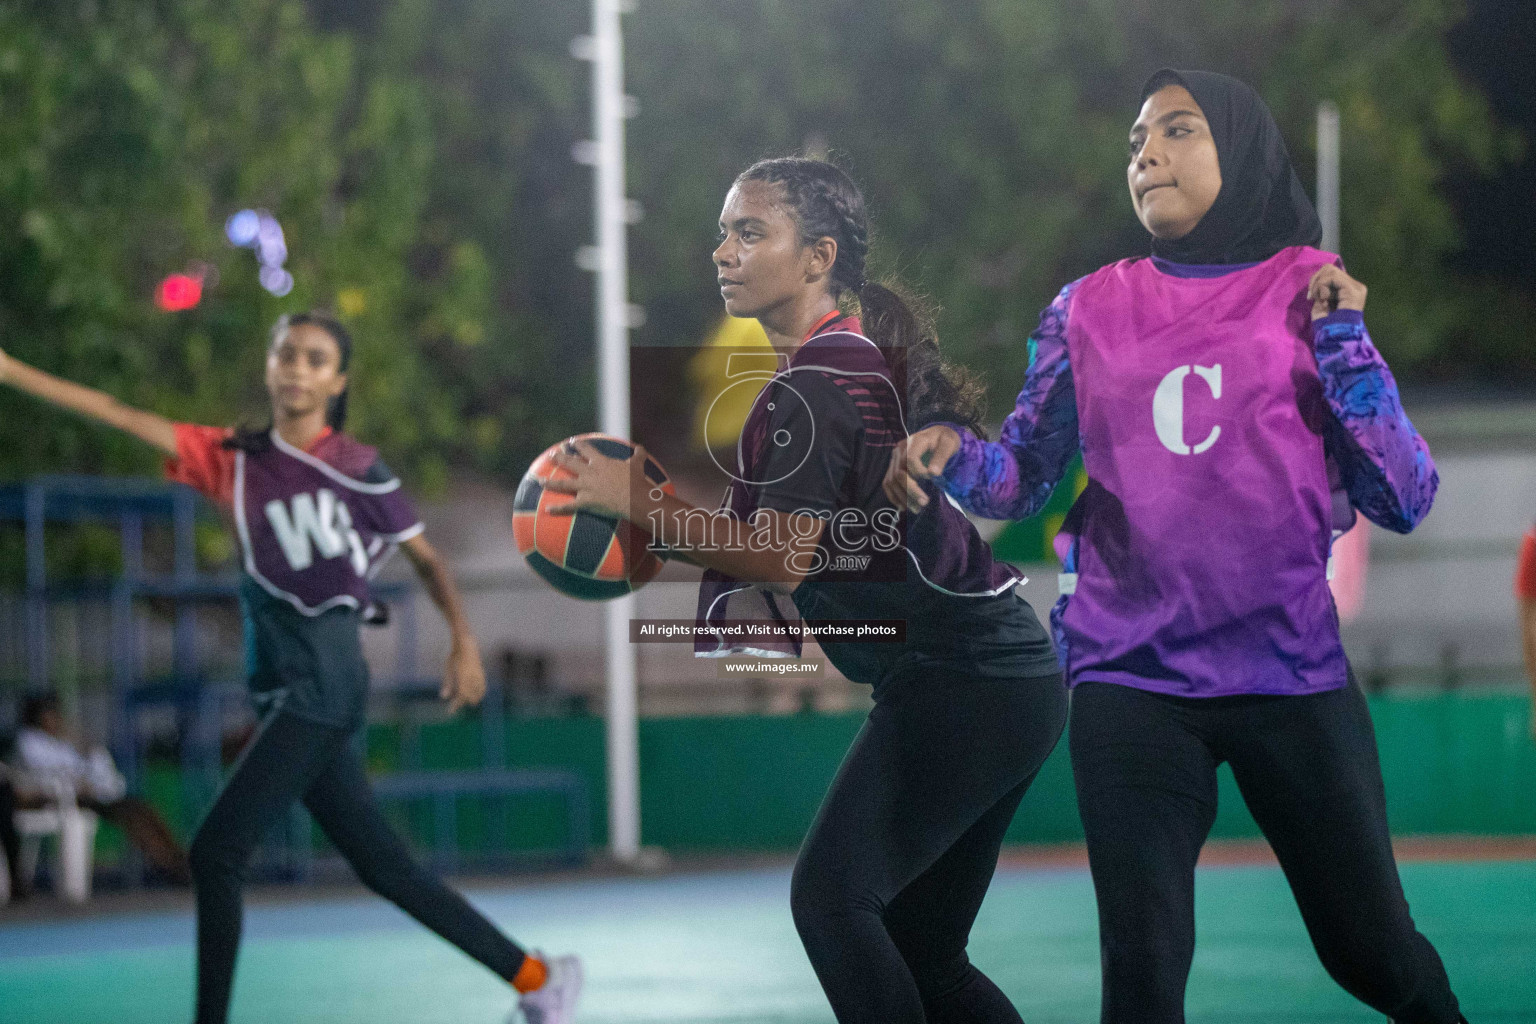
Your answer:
[131,693,1536,856]
[379,692,1536,850]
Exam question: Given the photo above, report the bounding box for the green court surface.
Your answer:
[1,859,1532,1023]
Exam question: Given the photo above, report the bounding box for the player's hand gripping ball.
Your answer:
[513,434,675,600]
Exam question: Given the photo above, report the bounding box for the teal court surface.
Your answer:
[2,858,1534,1024]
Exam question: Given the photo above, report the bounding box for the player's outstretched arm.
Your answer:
[885,283,1083,522]
[882,425,961,513]
[401,533,486,713]
[0,346,177,456]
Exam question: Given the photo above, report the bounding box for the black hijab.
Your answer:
[1141,68,1323,265]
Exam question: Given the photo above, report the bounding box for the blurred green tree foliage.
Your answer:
[0,0,466,488]
[628,0,1524,413]
[0,0,1523,492]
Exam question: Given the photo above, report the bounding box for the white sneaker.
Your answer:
[515,953,583,1024]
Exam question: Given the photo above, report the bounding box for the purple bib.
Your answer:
[1056,245,1348,696]
[234,431,423,615]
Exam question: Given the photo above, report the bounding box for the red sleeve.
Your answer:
[164,423,237,506]
[1516,530,1536,602]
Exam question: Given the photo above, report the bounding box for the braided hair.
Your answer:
[225,311,354,453]
[734,157,989,438]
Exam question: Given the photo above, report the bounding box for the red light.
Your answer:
[156,273,203,312]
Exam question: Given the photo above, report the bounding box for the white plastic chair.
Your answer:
[2,778,98,905]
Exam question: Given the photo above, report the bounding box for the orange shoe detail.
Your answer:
[513,954,548,993]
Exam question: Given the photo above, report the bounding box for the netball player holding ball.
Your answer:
[0,313,580,1024]
[893,70,1466,1023]
[546,157,1066,1024]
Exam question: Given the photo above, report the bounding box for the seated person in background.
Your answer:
[16,694,191,884]
[0,755,29,900]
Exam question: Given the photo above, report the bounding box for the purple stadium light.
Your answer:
[225,209,261,248]
[226,208,293,297]
[254,213,287,269]
[258,266,294,297]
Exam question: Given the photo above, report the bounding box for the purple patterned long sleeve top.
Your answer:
[939,265,1438,535]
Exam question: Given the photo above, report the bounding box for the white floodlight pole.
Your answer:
[1317,101,1341,254]
[573,0,643,865]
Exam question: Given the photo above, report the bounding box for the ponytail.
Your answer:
[855,280,988,439]
[735,158,989,438]
[326,387,349,432]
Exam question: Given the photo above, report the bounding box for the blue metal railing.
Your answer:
[0,475,589,883]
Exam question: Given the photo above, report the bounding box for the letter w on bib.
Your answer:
[266,489,368,575]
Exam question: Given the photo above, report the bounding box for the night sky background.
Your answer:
[1448,0,1536,296]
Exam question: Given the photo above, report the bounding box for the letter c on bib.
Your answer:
[1152,364,1222,455]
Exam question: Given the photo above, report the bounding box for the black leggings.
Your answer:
[790,668,1068,1024]
[189,710,526,1024]
[1070,680,1461,1024]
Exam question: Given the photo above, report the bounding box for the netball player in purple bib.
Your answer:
[0,313,580,1024]
[894,70,1465,1023]
[547,158,1065,1024]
